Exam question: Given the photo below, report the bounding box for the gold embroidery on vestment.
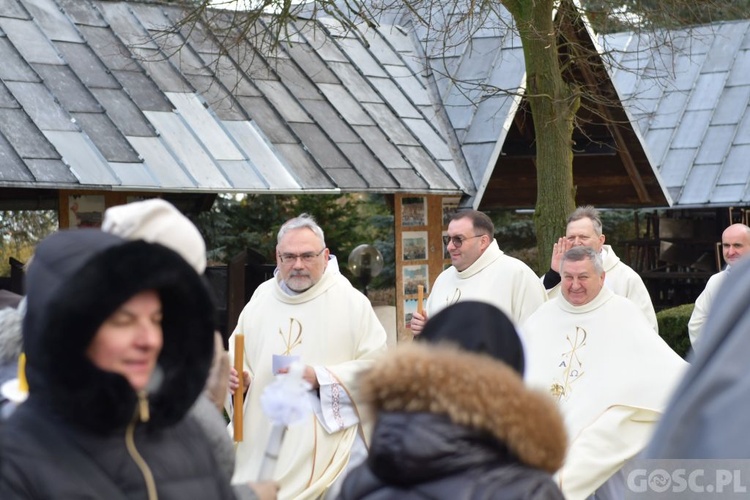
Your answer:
[550,326,587,401]
[279,318,303,355]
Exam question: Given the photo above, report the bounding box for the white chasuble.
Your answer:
[426,239,547,326]
[228,260,387,500]
[522,289,686,500]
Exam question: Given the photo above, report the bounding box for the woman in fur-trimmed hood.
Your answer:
[338,302,566,499]
[0,229,235,499]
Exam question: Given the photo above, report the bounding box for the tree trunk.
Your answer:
[505,0,580,272]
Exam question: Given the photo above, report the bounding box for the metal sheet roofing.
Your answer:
[604,20,750,207]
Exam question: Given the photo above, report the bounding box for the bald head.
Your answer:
[722,224,750,267]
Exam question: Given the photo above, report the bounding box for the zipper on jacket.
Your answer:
[125,390,158,500]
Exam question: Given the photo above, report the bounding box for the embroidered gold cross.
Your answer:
[447,288,461,306]
[279,318,303,355]
[551,326,587,401]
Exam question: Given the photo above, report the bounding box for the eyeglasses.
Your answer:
[442,235,483,248]
[278,248,326,264]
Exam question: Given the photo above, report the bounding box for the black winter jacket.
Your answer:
[338,343,567,500]
[0,229,235,499]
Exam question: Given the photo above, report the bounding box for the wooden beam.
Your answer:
[557,7,652,203]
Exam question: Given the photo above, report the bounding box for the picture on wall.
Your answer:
[404,299,418,329]
[403,264,428,296]
[442,197,460,226]
[68,194,105,229]
[402,231,428,261]
[401,196,427,227]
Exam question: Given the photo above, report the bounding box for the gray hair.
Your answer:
[561,246,604,275]
[568,205,603,237]
[277,213,326,247]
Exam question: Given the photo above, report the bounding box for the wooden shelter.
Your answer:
[1,0,748,331]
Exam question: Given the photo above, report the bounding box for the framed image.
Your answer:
[403,264,428,296]
[402,231,428,261]
[401,196,427,227]
[68,194,105,229]
[404,299,418,329]
[442,197,460,226]
[442,230,450,259]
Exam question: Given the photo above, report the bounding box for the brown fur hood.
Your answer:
[358,342,567,474]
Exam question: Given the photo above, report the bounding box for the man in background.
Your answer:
[409,209,546,334]
[688,223,750,348]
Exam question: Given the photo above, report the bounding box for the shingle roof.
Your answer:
[382,1,668,209]
[0,0,468,198]
[387,2,749,209]
[1,0,747,210]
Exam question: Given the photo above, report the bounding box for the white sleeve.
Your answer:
[688,289,710,347]
[308,366,360,434]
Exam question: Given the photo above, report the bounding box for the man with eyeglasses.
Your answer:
[540,205,658,333]
[410,210,546,334]
[227,214,387,499]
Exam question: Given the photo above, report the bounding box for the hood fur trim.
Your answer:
[23,230,214,432]
[359,342,567,473]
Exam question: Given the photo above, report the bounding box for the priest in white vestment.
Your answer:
[688,223,750,348]
[646,257,750,459]
[228,214,387,500]
[540,205,658,332]
[410,210,546,334]
[522,246,687,500]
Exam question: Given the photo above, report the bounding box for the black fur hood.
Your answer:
[22,229,215,433]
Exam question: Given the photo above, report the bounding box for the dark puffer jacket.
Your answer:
[338,342,567,499]
[0,229,235,499]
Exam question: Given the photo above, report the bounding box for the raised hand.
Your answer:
[551,237,572,273]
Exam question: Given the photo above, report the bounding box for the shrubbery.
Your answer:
[196,193,395,292]
[656,303,694,359]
